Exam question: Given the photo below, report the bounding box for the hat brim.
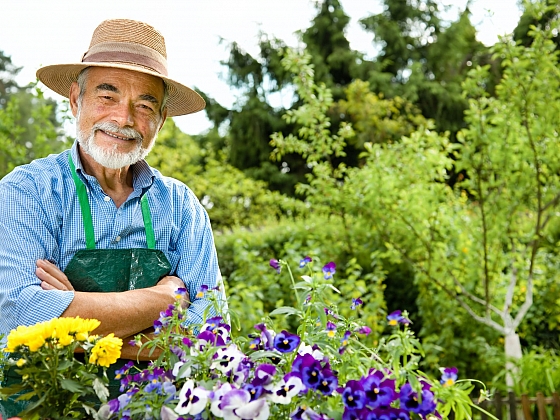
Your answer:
[36,62,205,117]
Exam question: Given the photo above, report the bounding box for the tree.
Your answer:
[349,5,560,387]
[146,119,306,232]
[270,2,560,385]
[360,0,498,136]
[0,50,67,177]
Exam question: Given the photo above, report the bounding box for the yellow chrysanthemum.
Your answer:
[5,321,52,352]
[5,317,101,353]
[89,334,123,368]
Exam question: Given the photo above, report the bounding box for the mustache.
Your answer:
[92,121,143,142]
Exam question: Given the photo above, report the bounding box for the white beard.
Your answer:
[76,116,156,170]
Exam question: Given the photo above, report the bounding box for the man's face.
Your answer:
[69,67,167,169]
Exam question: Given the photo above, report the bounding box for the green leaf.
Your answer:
[249,350,281,361]
[269,306,303,317]
[56,359,73,371]
[93,376,109,402]
[60,378,85,393]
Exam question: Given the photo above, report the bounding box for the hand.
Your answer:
[36,259,75,291]
[157,275,190,308]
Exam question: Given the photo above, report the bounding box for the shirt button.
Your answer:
[115,236,121,242]
[104,196,111,202]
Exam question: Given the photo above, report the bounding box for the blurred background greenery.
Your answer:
[1,0,559,396]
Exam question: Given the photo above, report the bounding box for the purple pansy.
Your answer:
[299,256,313,268]
[351,297,363,310]
[341,379,367,410]
[254,323,275,351]
[441,367,458,387]
[325,321,337,338]
[273,330,301,353]
[362,370,396,409]
[387,310,411,326]
[196,285,208,299]
[355,325,372,336]
[322,262,336,280]
[270,259,281,273]
[253,363,277,386]
[339,330,352,354]
[399,383,437,416]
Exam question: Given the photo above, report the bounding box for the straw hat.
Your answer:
[36,19,205,117]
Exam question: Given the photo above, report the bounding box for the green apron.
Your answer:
[1,155,172,417]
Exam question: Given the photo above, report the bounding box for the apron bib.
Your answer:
[1,155,172,416]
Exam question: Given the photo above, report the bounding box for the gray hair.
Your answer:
[76,67,168,116]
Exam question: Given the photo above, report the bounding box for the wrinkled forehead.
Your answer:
[82,67,166,100]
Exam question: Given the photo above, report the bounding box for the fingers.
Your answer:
[36,259,75,292]
[156,276,190,306]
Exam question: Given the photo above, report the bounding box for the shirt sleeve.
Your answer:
[172,188,227,326]
[0,177,74,336]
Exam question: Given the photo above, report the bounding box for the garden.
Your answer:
[1,0,560,418]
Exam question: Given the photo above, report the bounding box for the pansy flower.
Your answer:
[399,383,437,416]
[440,367,458,387]
[174,287,188,300]
[299,256,313,268]
[254,323,275,351]
[322,262,336,280]
[270,259,281,273]
[351,297,363,310]
[361,370,396,409]
[269,372,305,404]
[219,388,270,420]
[175,379,209,416]
[210,344,245,375]
[341,379,367,410]
[273,330,301,353]
[355,325,372,336]
[195,285,208,299]
[325,321,337,338]
[253,363,277,386]
[339,330,352,354]
[387,310,411,326]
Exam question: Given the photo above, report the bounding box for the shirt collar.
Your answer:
[70,140,156,192]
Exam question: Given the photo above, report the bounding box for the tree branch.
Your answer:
[385,236,506,334]
[503,240,517,314]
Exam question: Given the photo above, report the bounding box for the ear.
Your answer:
[69,82,80,117]
[158,108,168,132]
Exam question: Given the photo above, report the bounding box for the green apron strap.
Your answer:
[68,154,96,250]
[141,194,156,250]
[68,153,157,250]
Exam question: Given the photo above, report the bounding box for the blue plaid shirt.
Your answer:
[0,141,223,338]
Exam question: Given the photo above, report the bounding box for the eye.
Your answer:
[138,103,155,112]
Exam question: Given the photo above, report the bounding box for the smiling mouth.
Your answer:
[99,129,137,141]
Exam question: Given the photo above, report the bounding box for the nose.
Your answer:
[111,101,135,127]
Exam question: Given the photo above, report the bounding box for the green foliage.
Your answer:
[215,215,387,342]
[505,348,560,395]
[336,79,429,149]
[360,0,497,136]
[147,119,307,231]
[0,50,68,178]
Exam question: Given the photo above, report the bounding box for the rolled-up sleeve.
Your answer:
[0,177,74,336]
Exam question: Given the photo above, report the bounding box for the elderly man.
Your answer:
[0,19,225,415]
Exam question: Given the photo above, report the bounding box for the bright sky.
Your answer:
[1,0,522,135]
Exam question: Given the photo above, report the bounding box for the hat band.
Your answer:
[83,51,168,76]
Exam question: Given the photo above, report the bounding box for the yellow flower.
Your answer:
[16,358,26,367]
[5,317,101,353]
[89,334,123,368]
